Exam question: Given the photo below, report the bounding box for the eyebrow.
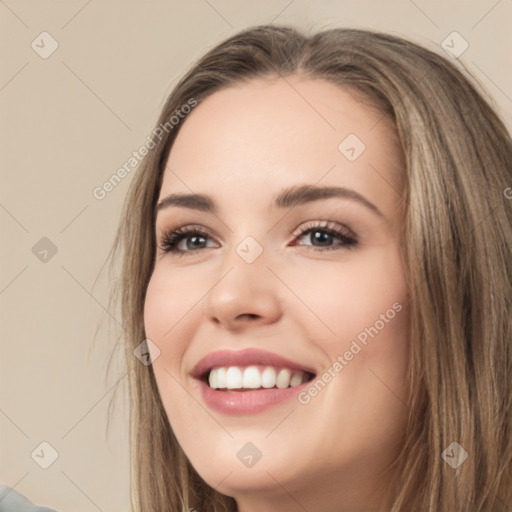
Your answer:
[156,184,384,218]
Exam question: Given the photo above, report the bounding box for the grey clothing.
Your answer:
[0,485,58,512]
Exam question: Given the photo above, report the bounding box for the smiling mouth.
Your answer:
[203,365,316,391]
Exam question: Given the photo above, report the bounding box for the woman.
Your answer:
[108,25,512,511]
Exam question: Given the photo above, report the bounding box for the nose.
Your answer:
[202,246,283,332]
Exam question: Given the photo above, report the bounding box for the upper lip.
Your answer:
[191,348,317,379]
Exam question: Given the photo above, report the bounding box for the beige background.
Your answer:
[1,1,511,510]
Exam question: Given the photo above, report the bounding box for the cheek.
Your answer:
[143,266,202,350]
[143,270,200,428]
[144,272,175,341]
[285,246,408,342]
[143,267,200,414]
[288,246,410,408]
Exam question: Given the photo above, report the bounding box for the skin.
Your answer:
[144,75,411,512]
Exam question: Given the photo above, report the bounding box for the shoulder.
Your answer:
[0,485,58,512]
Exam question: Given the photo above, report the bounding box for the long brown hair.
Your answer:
[106,25,512,511]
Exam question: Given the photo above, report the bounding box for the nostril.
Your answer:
[238,313,259,320]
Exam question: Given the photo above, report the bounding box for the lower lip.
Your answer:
[196,379,311,415]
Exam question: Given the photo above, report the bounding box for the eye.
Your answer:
[158,220,358,257]
[158,224,218,255]
[290,220,358,252]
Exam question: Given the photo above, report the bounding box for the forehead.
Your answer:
[160,76,404,217]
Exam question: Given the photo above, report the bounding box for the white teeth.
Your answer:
[225,367,243,389]
[242,366,261,388]
[276,368,291,389]
[215,367,227,388]
[208,369,218,389]
[208,366,309,390]
[290,371,303,387]
[261,367,276,388]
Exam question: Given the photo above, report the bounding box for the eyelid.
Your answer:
[157,223,221,255]
[291,219,356,240]
[157,218,358,256]
[157,223,218,242]
[158,219,354,240]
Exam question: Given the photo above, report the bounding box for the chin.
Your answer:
[198,461,298,497]
[193,441,312,495]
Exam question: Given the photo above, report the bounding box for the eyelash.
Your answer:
[158,221,358,257]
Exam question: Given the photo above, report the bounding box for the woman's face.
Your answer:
[144,76,410,511]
